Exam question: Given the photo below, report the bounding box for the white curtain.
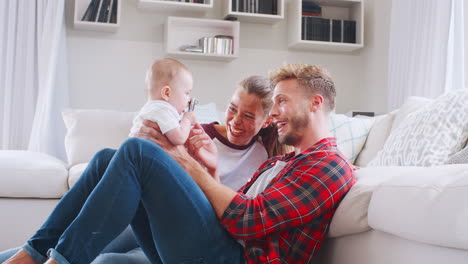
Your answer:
[387,0,465,111]
[0,0,69,160]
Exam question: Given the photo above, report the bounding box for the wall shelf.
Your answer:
[137,0,213,13]
[164,16,240,61]
[74,0,121,33]
[288,0,364,52]
[222,0,284,24]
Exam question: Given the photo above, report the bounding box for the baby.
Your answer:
[129,58,196,145]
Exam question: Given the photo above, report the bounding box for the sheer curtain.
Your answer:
[387,0,465,111]
[0,0,69,160]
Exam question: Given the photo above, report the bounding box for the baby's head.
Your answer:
[146,58,193,114]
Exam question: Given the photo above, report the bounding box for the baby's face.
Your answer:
[168,70,193,114]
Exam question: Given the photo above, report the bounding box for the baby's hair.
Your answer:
[145,58,191,91]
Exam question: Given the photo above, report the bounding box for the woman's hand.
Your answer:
[186,124,219,180]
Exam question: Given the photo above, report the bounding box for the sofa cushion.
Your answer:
[63,104,221,167]
[354,110,398,167]
[63,109,136,167]
[368,89,468,166]
[390,96,432,131]
[68,163,88,188]
[0,151,68,198]
[447,146,468,164]
[368,164,468,250]
[329,114,374,164]
[328,166,403,238]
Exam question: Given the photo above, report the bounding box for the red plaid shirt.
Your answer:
[220,137,355,264]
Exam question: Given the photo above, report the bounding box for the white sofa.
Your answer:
[1,93,468,264]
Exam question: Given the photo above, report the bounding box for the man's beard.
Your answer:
[279,108,310,146]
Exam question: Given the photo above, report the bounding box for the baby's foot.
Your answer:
[2,249,38,264]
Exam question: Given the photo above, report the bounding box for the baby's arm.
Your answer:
[165,111,196,145]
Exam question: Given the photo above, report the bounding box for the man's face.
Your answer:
[270,79,310,146]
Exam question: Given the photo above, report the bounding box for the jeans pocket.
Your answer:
[181,258,207,264]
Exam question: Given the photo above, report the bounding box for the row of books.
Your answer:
[232,0,278,15]
[302,17,356,43]
[81,0,118,23]
[180,35,234,55]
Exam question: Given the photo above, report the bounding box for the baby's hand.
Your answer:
[183,111,197,125]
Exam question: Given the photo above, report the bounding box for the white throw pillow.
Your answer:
[63,109,136,166]
[390,96,433,131]
[63,104,221,166]
[447,145,468,164]
[329,114,375,164]
[354,110,398,167]
[368,89,468,166]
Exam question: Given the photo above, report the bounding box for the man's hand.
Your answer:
[186,124,219,180]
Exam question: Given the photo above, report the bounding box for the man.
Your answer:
[2,64,354,264]
[144,63,355,263]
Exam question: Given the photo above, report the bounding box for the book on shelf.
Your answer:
[81,0,118,24]
[232,0,277,15]
[302,2,321,16]
[109,0,118,24]
[97,0,111,22]
[197,35,234,55]
[302,16,356,44]
[81,0,101,22]
[343,20,356,43]
[332,19,341,42]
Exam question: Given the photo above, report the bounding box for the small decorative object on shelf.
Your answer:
[222,0,284,24]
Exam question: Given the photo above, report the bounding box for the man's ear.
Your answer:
[309,94,324,112]
[161,86,171,101]
[262,116,273,128]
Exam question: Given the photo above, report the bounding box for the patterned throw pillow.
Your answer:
[447,146,468,164]
[329,114,375,164]
[368,89,468,166]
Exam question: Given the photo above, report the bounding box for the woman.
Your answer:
[0,75,289,264]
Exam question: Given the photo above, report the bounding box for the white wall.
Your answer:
[65,0,389,114]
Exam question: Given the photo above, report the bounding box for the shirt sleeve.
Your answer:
[220,155,353,240]
[140,106,180,134]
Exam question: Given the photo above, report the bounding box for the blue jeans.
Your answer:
[0,228,145,264]
[18,138,244,264]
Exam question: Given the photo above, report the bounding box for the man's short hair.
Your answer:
[269,64,336,112]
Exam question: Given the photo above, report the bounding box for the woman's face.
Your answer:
[224,89,269,146]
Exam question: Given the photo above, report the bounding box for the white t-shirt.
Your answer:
[201,122,268,191]
[129,100,180,136]
[245,161,287,197]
